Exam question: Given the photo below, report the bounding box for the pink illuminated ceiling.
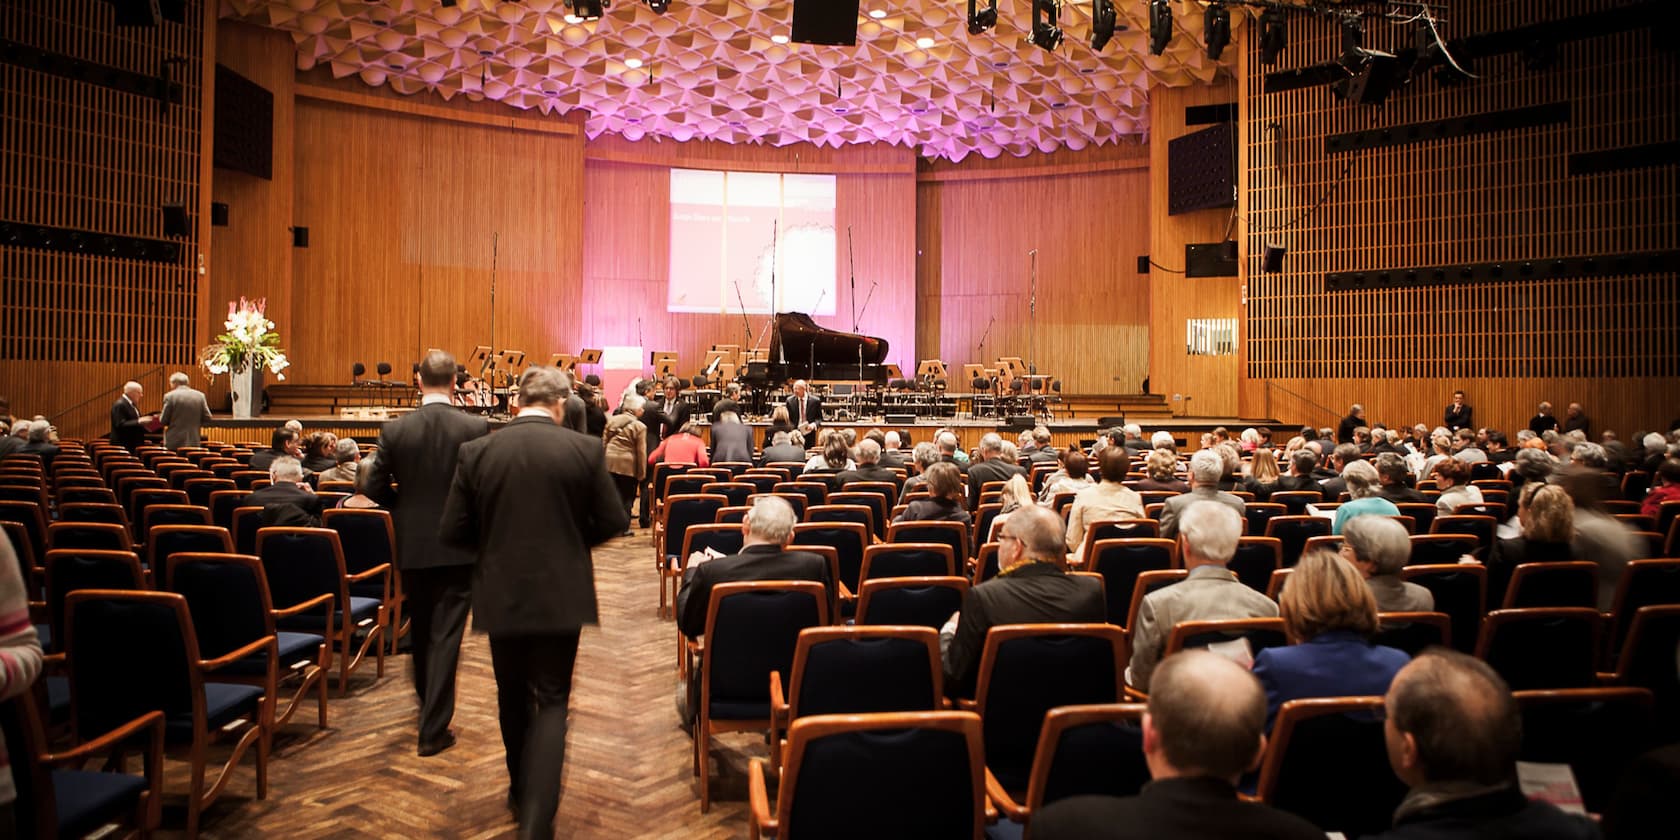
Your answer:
[222,0,1244,161]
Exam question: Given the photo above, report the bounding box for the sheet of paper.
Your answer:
[1517,761,1586,815]
[1205,637,1255,669]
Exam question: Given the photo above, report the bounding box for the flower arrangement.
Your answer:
[199,297,289,380]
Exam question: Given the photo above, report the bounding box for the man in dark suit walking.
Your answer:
[109,381,154,450]
[675,495,832,639]
[366,350,490,757]
[785,379,823,437]
[440,366,626,839]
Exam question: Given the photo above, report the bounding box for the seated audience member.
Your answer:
[648,420,710,468]
[760,430,806,466]
[1484,431,1514,464]
[301,432,340,473]
[248,456,324,526]
[760,404,794,450]
[1318,443,1361,498]
[1370,650,1600,840]
[1493,481,1575,568]
[803,432,854,490]
[674,495,832,640]
[1038,447,1096,504]
[319,437,362,484]
[17,420,60,468]
[708,410,754,464]
[835,439,897,488]
[966,433,1028,508]
[1276,449,1323,494]
[1376,453,1429,504]
[1641,458,1680,519]
[1353,426,1374,455]
[0,420,20,458]
[894,462,971,525]
[1555,469,1638,613]
[900,442,942,496]
[1638,432,1669,474]
[1157,451,1246,540]
[1239,427,1261,453]
[1135,448,1191,494]
[941,505,1104,698]
[1026,426,1058,464]
[339,452,384,509]
[1418,434,1454,484]
[1032,651,1326,840]
[1430,458,1483,517]
[1451,428,1488,464]
[936,431,967,470]
[249,427,302,473]
[878,430,907,468]
[1242,448,1283,501]
[1508,446,1555,500]
[1122,424,1150,457]
[1149,430,1177,453]
[1127,501,1278,691]
[988,474,1035,541]
[1212,443,1244,491]
[1255,549,1409,730]
[1340,516,1432,612]
[1333,460,1401,535]
[1065,446,1145,562]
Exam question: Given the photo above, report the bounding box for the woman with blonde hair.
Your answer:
[1242,448,1283,501]
[1252,549,1409,730]
[988,474,1035,540]
[1488,482,1576,603]
[1134,448,1189,494]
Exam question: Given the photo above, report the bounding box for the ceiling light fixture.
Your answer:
[1029,0,1063,53]
[1148,0,1170,56]
[771,34,790,44]
[868,8,887,19]
[625,57,643,69]
[1203,2,1230,60]
[915,36,936,49]
[645,0,670,13]
[967,0,998,35]
[568,0,605,23]
[1090,0,1120,52]
[1259,8,1286,65]
[563,14,583,24]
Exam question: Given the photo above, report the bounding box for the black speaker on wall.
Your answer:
[1136,255,1151,273]
[291,226,309,248]
[211,202,229,227]
[161,203,188,238]
[792,0,860,46]
[1263,243,1286,273]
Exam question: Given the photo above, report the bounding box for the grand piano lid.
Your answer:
[767,311,889,364]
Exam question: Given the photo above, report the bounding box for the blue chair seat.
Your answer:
[165,683,263,742]
[217,632,323,677]
[709,698,772,720]
[34,623,49,651]
[46,675,69,719]
[53,768,148,839]
[277,597,382,632]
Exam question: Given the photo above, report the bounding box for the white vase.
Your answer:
[231,366,255,419]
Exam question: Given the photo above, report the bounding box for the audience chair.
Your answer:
[321,509,405,657]
[973,503,1004,544]
[714,505,750,525]
[988,703,1151,835]
[141,504,212,534]
[1050,492,1077,520]
[1406,533,1480,567]
[1620,471,1651,502]
[1163,617,1289,660]
[962,623,1127,796]
[1266,567,1293,600]
[1074,520,1160,567]
[0,680,163,840]
[65,589,273,838]
[165,552,330,730]
[56,502,131,532]
[693,580,828,812]
[0,501,50,563]
[1084,538,1177,626]
[1125,570,1189,634]
[1600,605,1680,742]
[1475,607,1601,690]
[206,489,250,531]
[854,576,969,629]
[47,523,131,553]
[748,711,986,840]
[973,541,1001,584]
[777,481,829,510]
[1270,490,1323,515]
[736,473,779,496]
[828,491,890,539]
[1393,502,1436,534]
[887,520,968,569]
[859,542,955,583]
[146,525,234,574]
[790,522,869,600]
[1400,564,1486,654]
[1373,611,1452,656]
[1430,515,1496,559]
[768,626,943,771]
[1263,516,1330,568]
[55,487,117,509]
[805,504,875,539]
[699,481,753,509]
[256,527,387,695]
[664,524,748,627]
[1257,696,1408,837]
[1607,559,1680,653]
[1242,503,1287,540]
[231,506,264,557]
[1230,537,1283,594]
[656,494,729,606]
[1513,686,1655,815]
[1500,560,1598,610]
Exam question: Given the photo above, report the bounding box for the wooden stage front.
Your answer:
[202,414,1284,452]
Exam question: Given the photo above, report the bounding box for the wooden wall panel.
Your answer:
[915,146,1152,394]
[0,0,209,438]
[1239,0,1680,437]
[1148,79,1242,418]
[288,97,585,384]
[579,140,918,380]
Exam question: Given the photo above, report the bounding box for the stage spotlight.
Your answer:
[1030,0,1063,52]
[967,0,998,35]
[569,0,605,22]
[1091,0,1119,52]
[1148,0,1171,56]
[1203,2,1230,60]
[645,0,669,12]
[1259,8,1286,65]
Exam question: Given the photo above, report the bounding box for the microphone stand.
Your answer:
[733,280,753,348]
[1028,248,1038,392]
[977,315,995,364]
[772,218,784,365]
[848,224,858,333]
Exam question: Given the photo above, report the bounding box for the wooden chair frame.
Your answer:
[255,527,388,696]
[767,625,943,772]
[3,685,163,839]
[1163,616,1288,658]
[985,702,1146,828]
[854,576,970,626]
[859,542,956,583]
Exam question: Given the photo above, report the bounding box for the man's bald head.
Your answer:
[1385,649,1521,787]
[1146,650,1267,781]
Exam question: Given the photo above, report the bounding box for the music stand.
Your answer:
[577,348,603,368]
[466,345,493,377]
[960,364,986,390]
[916,360,948,380]
[651,352,679,382]
[549,353,578,373]
[495,350,527,388]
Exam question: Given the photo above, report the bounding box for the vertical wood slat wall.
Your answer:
[0,1,204,435]
[1240,0,1680,435]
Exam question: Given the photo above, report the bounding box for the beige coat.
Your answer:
[603,412,647,480]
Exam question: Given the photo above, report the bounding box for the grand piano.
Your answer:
[748,312,890,385]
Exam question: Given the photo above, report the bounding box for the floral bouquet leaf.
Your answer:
[200,297,290,381]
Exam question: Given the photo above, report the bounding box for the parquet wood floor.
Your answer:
[176,529,757,838]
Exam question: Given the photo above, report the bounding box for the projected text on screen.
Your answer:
[668,169,836,315]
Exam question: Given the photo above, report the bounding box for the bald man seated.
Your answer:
[1032,651,1325,840]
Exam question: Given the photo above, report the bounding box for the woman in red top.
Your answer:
[649,420,710,468]
[1641,457,1680,520]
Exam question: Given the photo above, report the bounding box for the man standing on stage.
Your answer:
[440,366,626,838]
[366,350,490,757]
[787,379,823,437]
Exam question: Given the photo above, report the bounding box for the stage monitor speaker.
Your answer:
[885,414,915,425]
[211,202,229,227]
[291,226,309,248]
[792,0,859,46]
[1186,242,1238,277]
[1097,416,1127,429]
[161,203,188,237]
[1002,416,1036,431]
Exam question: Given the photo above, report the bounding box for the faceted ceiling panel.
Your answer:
[222,0,1244,160]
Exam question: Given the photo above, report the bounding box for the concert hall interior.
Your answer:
[1,0,1678,838]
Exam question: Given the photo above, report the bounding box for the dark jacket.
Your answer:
[562,393,588,435]
[878,448,907,469]
[674,543,832,639]
[1338,414,1362,444]
[367,402,491,570]
[110,396,146,450]
[1444,404,1474,432]
[785,394,823,429]
[247,448,285,473]
[967,456,1028,508]
[761,443,807,465]
[944,563,1107,697]
[1380,485,1431,504]
[836,464,900,489]
[709,398,740,424]
[247,481,323,527]
[895,497,971,525]
[1367,784,1601,840]
[1530,413,1559,434]
[1032,779,1327,840]
[439,415,627,635]
[708,421,755,464]
[1274,474,1322,494]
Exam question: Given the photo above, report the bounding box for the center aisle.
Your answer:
[208,530,751,838]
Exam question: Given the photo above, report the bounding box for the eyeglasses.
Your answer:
[997,531,1020,543]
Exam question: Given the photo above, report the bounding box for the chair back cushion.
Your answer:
[787,723,978,838]
[981,632,1120,791]
[169,557,268,659]
[68,595,193,737]
[706,587,823,713]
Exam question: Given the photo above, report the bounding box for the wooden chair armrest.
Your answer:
[1596,671,1621,685]
[985,768,1028,822]
[273,593,335,619]
[347,563,392,583]
[985,799,999,825]
[1123,685,1148,702]
[748,757,777,840]
[41,652,66,674]
[768,671,787,729]
[955,698,978,712]
[200,635,277,671]
[38,710,164,767]
[837,581,855,602]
